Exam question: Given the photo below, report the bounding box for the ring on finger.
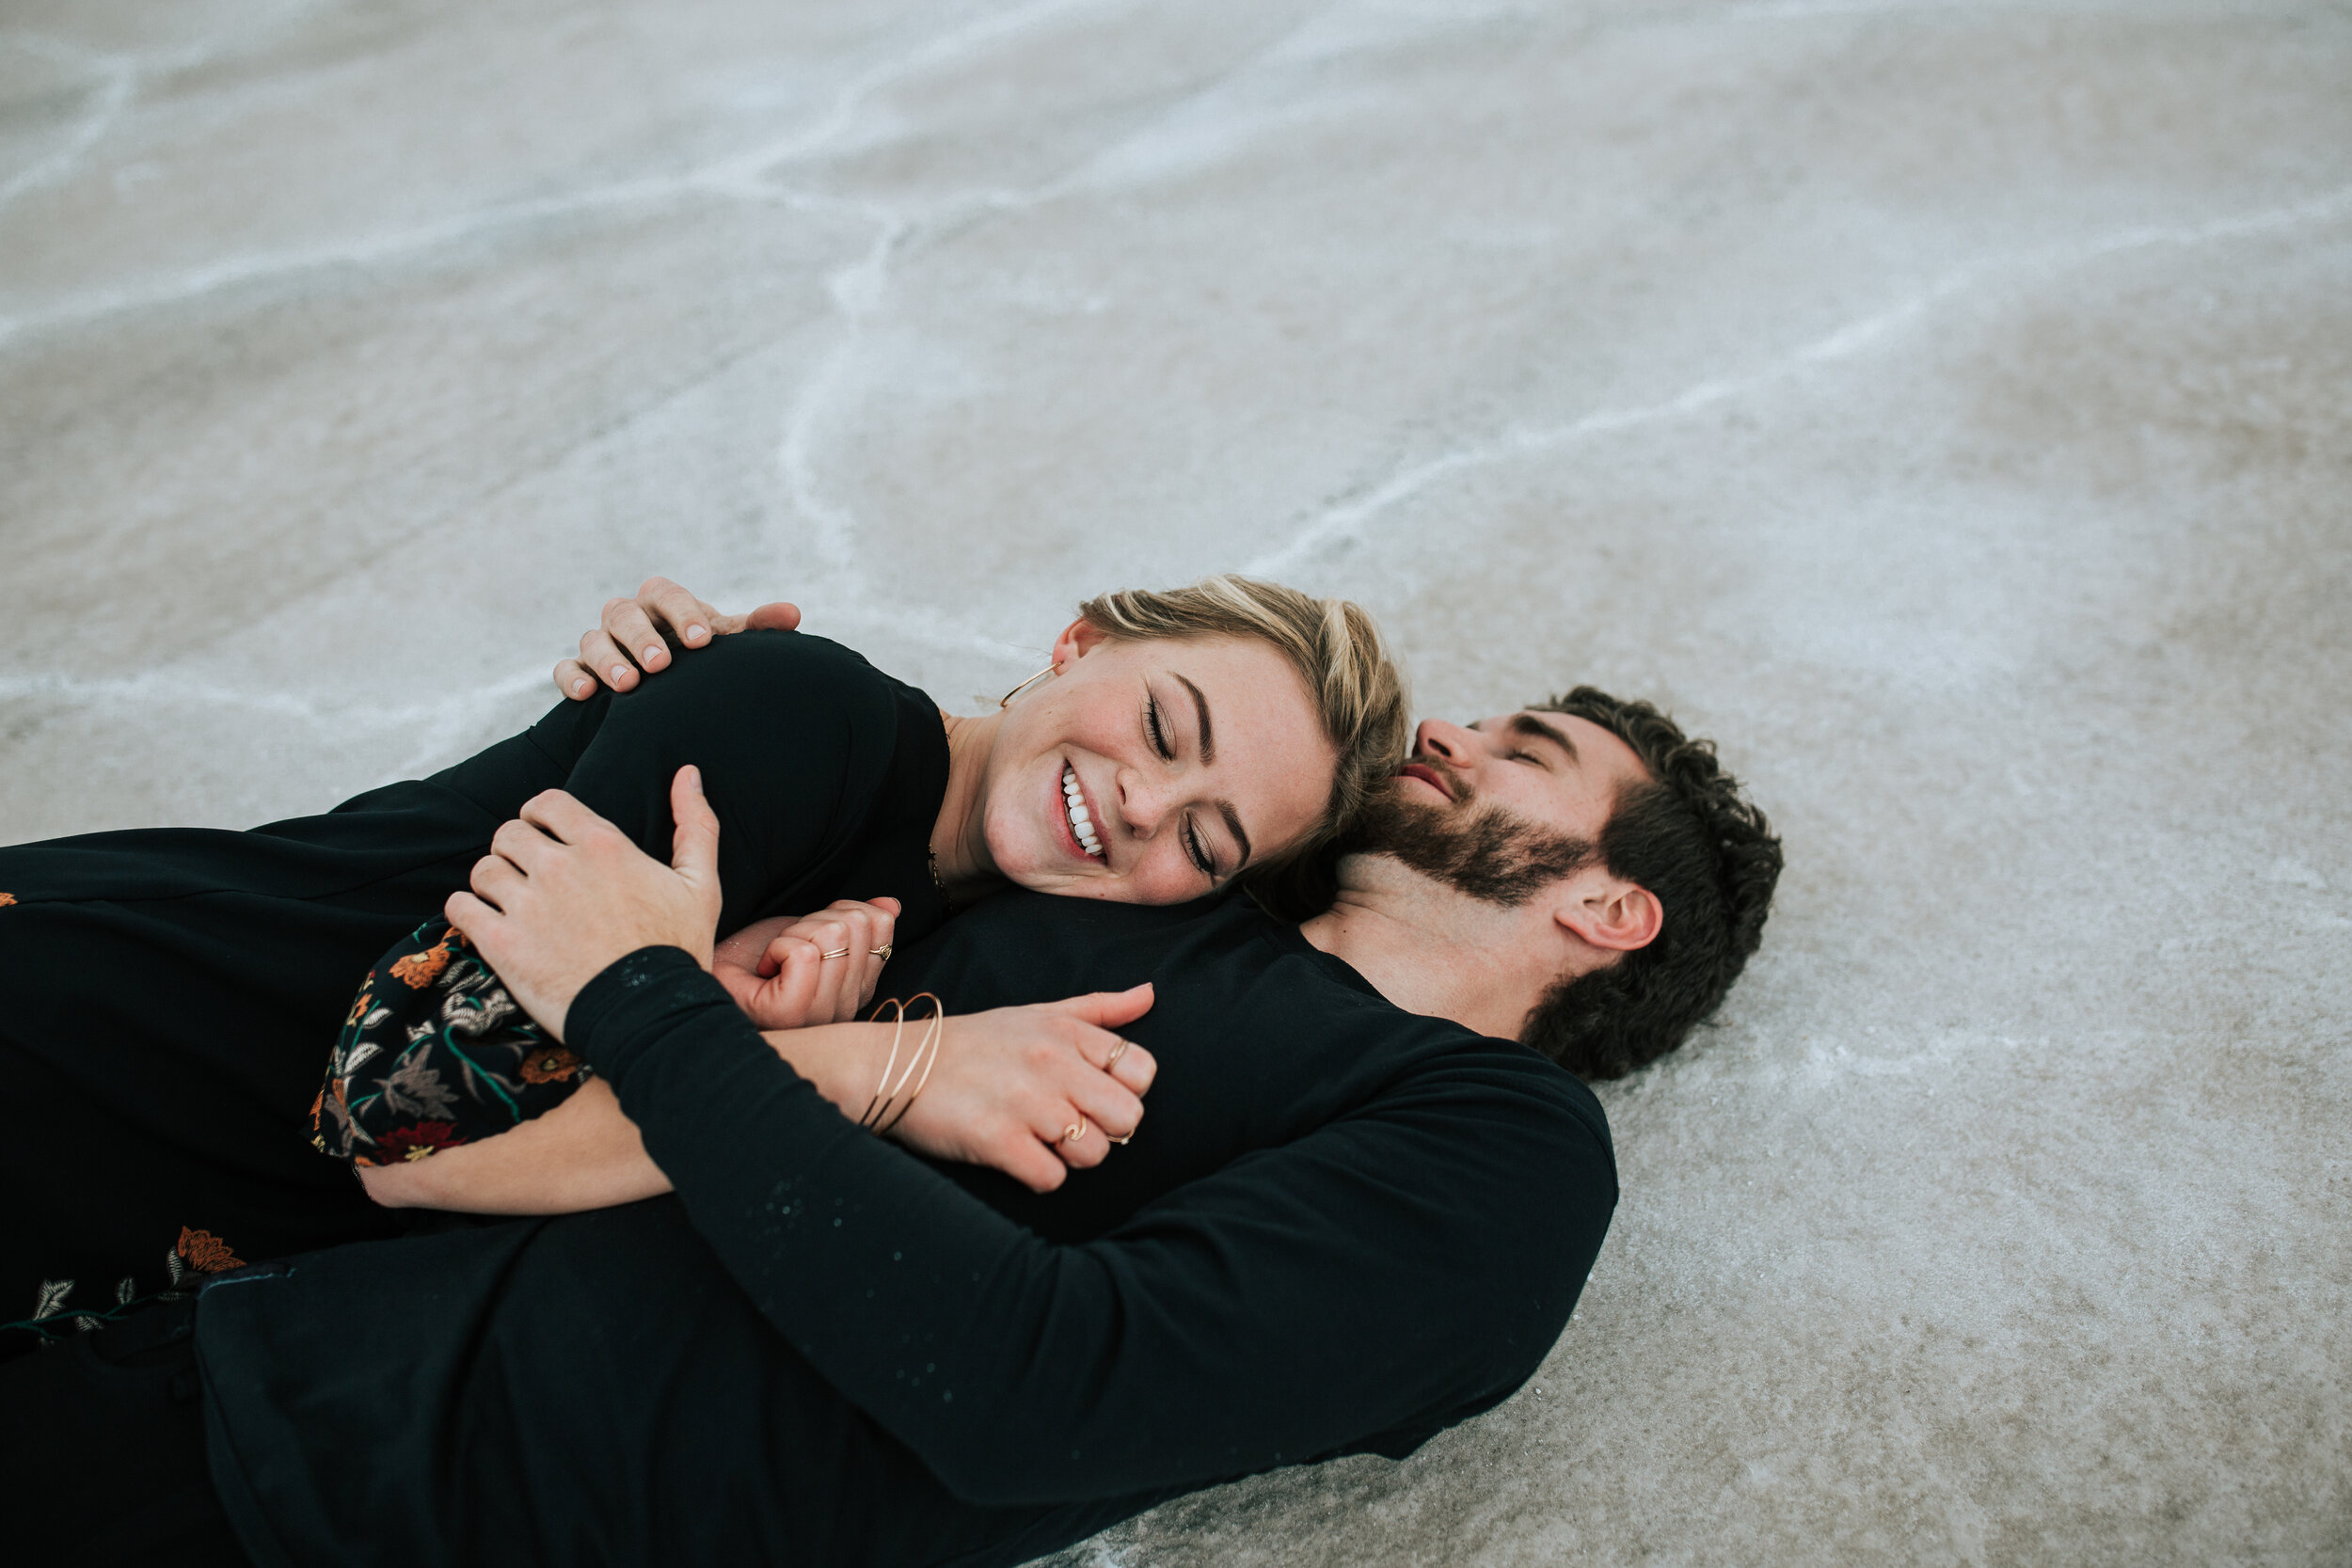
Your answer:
[819,947,851,960]
[870,944,892,961]
[1107,1130,1133,1147]
[1104,1037,1131,1069]
[1062,1117,1089,1143]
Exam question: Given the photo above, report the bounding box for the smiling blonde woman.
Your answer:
[0,577,1406,1342]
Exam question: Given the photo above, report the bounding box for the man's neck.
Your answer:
[1296,854,1557,1041]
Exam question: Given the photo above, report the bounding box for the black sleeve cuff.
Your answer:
[565,944,739,1083]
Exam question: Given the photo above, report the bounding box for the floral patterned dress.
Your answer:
[313,920,591,1165]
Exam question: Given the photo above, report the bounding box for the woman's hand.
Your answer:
[878,985,1159,1194]
[714,898,901,1030]
[554,576,803,700]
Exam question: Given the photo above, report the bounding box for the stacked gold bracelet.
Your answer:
[859,992,945,1134]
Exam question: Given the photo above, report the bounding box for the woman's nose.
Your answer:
[1114,769,1168,838]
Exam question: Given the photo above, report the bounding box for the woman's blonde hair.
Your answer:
[1074,576,1410,871]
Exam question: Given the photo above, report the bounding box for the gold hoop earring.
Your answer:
[999,666,1056,708]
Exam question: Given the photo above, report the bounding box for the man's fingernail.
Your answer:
[611,665,629,684]
[572,678,591,696]
[686,625,708,643]
[644,645,663,665]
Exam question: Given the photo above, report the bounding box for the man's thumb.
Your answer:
[671,765,721,887]
[1054,982,1154,1029]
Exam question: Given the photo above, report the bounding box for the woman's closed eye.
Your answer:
[1145,692,1176,761]
[1184,816,1217,880]
[1145,687,1220,880]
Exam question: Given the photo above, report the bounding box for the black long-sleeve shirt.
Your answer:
[1,629,946,1324]
[196,893,1616,1567]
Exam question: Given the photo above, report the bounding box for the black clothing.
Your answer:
[0,1296,251,1566]
[0,632,947,1346]
[194,893,1616,1568]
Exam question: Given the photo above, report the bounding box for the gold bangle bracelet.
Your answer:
[875,998,944,1136]
[862,993,943,1132]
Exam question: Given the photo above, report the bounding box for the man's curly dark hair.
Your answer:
[1523,688,1783,1080]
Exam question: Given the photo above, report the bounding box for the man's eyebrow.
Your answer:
[1175,673,1215,765]
[1216,800,1252,870]
[1509,712,1580,762]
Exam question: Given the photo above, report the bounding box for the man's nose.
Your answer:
[1415,718,1477,763]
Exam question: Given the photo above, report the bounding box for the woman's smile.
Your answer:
[1058,763,1107,863]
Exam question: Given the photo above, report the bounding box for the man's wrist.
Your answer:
[566,944,736,1084]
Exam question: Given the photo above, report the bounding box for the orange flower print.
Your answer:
[0,892,16,906]
[389,930,459,990]
[176,1227,246,1275]
[518,1045,583,1085]
[345,989,374,1028]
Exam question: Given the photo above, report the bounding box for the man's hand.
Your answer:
[714,898,902,1030]
[555,576,803,699]
[445,767,724,1041]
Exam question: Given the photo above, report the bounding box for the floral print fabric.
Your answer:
[313,919,589,1166]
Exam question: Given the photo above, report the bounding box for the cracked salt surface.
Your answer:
[4,2,2349,1563]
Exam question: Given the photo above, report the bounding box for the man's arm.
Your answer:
[570,946,1613,1506]
[449,775,1613,1505]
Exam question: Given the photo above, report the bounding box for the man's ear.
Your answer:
[1554,873,1662,955]
[1049,616,1112,670]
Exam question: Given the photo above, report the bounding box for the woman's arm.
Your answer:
[360,993,1157,1213]
[356,1078,665,1214]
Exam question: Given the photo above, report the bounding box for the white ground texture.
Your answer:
[3,2,2347,1563]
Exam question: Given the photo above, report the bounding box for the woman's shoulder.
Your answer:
[664,628,914,702]
[603,630,933,744]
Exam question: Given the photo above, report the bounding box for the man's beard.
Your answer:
[1345,771,1596,908]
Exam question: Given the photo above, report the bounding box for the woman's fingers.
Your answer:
[750,936,825,1028]
[1048,1032,1145,1169]
[1098,1035,1156,1096]
[850,902,896,1016]
[1044,982,1154,1032]
[991,1122,1071,1194]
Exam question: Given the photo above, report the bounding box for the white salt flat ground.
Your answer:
[2,2,2346,1562]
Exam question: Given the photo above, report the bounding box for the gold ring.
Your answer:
[870,944,892,961]
[1107,1131,1132,1147]
[818,947,850,960]
[1104,1037,1130,1069]
[1063,1117,1089,1143]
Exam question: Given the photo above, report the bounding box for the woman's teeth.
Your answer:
[1062,767,1104,860]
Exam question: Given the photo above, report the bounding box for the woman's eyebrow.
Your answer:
[1217,800,1251,868]
[1174,673,1216,764]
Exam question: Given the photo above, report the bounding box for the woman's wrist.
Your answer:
[759,1020,898,1121]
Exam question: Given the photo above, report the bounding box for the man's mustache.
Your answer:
[1395,755,1470,806]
